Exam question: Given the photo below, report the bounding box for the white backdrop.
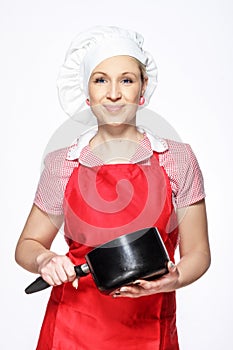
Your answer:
[1,0,232,349]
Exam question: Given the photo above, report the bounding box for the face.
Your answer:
[88,55,147,126]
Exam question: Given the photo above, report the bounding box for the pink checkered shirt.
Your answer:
[34,127,205,215]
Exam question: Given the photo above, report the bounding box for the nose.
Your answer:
[106,82,122,101]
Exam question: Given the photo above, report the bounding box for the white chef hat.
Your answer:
[57,26,158,118]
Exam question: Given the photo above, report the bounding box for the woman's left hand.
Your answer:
[112,261,180,298]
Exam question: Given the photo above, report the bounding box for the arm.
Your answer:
[113,199,211,298]
[175,199,210,287]
[15,204,77,287]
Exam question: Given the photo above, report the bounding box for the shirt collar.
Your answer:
[66,125,168,161]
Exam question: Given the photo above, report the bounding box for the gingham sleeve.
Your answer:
[159,140,205,208]
[34,148,77,215]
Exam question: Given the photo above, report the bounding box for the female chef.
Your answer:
[15,26,211,349]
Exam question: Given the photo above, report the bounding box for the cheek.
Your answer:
[125,88,141,102]
[89,87,105,103]
[89,92,99,104]
[129,82,142,99]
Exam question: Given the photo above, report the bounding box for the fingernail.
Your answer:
[132,280,141,285]
[112,291,121,298]
[169,261,176,269]
[119,287,128,292]
[72,280,79,289]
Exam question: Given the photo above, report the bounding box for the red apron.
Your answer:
[36,152,179,350]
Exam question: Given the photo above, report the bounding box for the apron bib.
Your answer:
[36,153,179,350]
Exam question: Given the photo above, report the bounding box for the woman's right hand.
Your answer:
[15,205,79,289]
[36,251,78,288]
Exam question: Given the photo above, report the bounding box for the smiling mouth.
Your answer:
[103,104,125,113]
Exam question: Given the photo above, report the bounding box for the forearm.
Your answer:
[15,239,56,274]
[176,249,211,289]
[15,205,60,274]
[176,200,211,288]
[15,234,77,288]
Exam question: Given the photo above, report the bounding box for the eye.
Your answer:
[94,77,106,84]
[122,78,133,84]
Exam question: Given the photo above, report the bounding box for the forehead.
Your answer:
[91,55,140,74]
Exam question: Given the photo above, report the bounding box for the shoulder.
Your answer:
[34,147,78,215]
[164,139,195,158]
[43,147,78,176]
[159,139,205,207]
[44,147,69,165]
[159,139,198,169]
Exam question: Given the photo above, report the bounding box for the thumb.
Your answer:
[168,261,177,273]
[72,278,79,290]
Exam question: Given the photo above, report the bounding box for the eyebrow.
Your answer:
[91,71,107,77]
[91,71,138,77]
[122,72,138,77]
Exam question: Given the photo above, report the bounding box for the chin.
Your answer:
[101,119,134,127]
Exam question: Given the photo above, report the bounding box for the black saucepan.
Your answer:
[25,227,170,295]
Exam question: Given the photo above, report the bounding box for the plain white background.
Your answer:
[1,0,232,348]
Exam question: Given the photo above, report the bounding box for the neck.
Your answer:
[91,123,142,146]
[89,123,144,164]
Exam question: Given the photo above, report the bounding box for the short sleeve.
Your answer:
[34,148,77,215]
[159,140,205,208]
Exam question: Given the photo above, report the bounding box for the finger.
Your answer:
[72,278,79,290]
[41,274,55,286]
[121,279,160,292]
[54,264,71,283]
[111,285,139,297]
[62,258,76,281]
[43,256,68,284]
[113,286,142,298]
[168,261,177,272]
[51,256,75,283]
[167,261,180,280]
[110,288,120,296]
[42,271,62,286]
[119,283,152,295]
[132,280,154,290]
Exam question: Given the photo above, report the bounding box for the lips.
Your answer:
[103,104,125,113]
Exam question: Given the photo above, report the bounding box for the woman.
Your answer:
[15,26,211,349]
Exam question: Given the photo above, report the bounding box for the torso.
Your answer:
[36,152,180,350]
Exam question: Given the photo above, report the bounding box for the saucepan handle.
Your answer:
[25,263,90,294]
